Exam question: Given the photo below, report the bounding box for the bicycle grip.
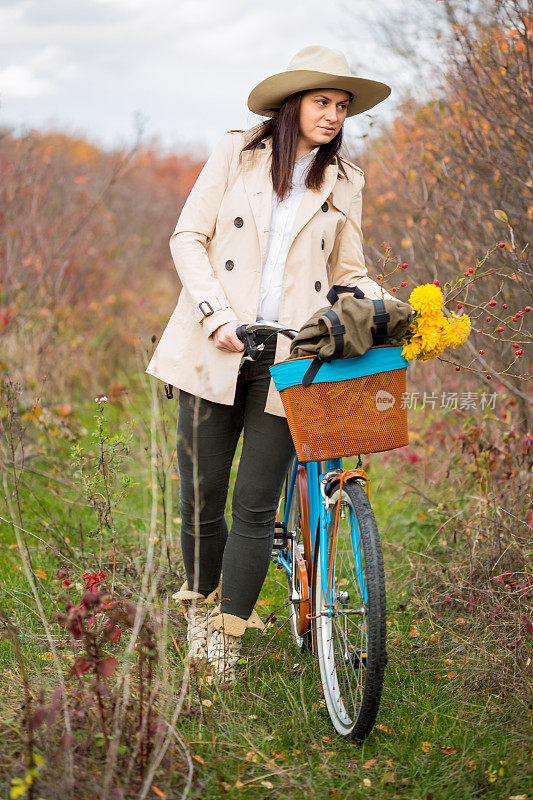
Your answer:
[236,324,247,343]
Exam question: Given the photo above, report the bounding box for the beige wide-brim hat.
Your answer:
[247,45,391,118]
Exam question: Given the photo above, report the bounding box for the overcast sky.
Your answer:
[0,0,445,155]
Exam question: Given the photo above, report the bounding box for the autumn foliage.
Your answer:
[0,2,531,797]
[359,2,531,427]
[0,130,204,397]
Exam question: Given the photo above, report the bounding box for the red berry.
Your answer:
[489,300,496,307]
[479,350,484,355]
[502,304,507,309]
[455,366,460,371]
[525,307,531,312]
[468,268,473,274]
[498,242,505,248]
[463,272,469,277]
[457,304,463,309]
[512,316,518,322]
[497,326,504,332]
[377,274,382,279]
[400,281,407,287]
[392,287,397,292]
[517,310,523,316]
[512,343,519,348]
[486,317,491,322]
[401,263,408,269]
[487,375,492,379]
[516,349,523,355]
[434,280,439,286]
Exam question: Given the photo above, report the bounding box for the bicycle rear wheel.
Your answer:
[312,480,387,739]
[285,466,311,651]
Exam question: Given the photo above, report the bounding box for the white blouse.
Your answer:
[256,145,320,323]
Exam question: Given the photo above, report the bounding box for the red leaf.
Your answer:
[96,656,118,679]
[70,657,93,676]
[81,590,101,609]
[103,624,121,644]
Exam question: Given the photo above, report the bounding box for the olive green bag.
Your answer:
[289,285,413,386]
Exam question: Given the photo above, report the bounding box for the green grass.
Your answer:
[0,387,530,799]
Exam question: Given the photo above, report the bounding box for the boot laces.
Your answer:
[185,604,208,645]
[209,629,242,663]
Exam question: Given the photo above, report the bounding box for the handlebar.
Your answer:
[236,322,297,361]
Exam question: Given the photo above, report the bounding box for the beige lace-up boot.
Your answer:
[172,579,222,665]
[206,606,265,683]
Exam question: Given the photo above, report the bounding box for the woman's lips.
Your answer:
[320,127,335,133]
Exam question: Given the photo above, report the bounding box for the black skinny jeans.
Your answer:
[176,333,295,620]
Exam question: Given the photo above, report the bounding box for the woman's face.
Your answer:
[298,88,351,149]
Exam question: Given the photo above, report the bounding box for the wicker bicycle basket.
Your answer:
[269,344,409,462]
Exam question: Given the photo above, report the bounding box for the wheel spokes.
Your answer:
[320,497,369,726]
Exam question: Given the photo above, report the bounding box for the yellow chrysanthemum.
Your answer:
[443,314,471,348]
[401,337,422,361]
[400,286,471,362]
[409,284,444,316]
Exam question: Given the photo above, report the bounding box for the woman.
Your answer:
[145,45,395,682]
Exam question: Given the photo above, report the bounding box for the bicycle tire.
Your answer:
[285,467,312,651]
[312,480,387,739]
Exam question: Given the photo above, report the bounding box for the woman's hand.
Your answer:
[211,321,245,352]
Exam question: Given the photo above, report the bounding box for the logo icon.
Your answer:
[375,390,395,411]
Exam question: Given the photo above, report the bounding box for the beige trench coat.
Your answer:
[145,123,394,417]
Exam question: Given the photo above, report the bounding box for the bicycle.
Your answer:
[236,322,388,741]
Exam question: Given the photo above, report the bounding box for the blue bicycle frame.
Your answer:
[276,457,368,617]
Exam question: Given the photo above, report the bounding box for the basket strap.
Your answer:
[301,357,324,388]
[326,284,365,304]
[371,298,390,345]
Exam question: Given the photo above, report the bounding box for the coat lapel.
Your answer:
[286,160,340,254]
[241,140,273,268]
[242,136,343,262]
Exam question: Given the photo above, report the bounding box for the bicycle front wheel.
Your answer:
[312,480,387,739]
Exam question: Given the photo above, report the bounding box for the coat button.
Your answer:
[315,281,322,292]
[321,202,329,212]
[225,260,234,271]
[234,216,243,228]
[321,238,325,250]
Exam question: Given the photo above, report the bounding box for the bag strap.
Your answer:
[326,284,365,305]
[371,298,390,345]
[301,309,346,387]
[324,308,346,358]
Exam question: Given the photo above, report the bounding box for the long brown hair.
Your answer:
[240,90,351,201]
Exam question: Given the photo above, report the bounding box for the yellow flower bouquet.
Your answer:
[397,284,471,361]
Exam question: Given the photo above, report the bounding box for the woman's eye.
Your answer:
[317,99,348,109]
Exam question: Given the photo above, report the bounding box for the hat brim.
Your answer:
[247,70,391,118]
